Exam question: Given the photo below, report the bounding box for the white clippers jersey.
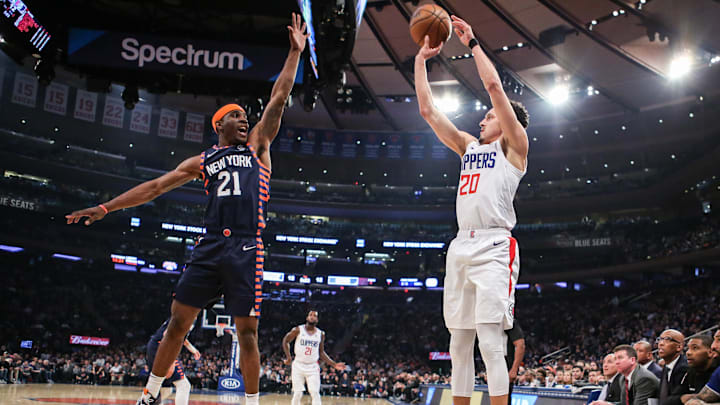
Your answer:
[293,325,322,364]
[456,140,525,231]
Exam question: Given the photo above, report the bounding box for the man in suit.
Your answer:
[635,340,663,379]
[591,344,659,405]
[657,329,688,404]
[593,353,622,403]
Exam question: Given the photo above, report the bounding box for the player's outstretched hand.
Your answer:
[284,357,292,366]
[193,351,202,360]
[450,15,475,47]
[65,206,107,226]
[416,35,443,61]
[288,12,310,52]
[334,362,346,371]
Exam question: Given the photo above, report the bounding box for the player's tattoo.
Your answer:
[686,386,720,404]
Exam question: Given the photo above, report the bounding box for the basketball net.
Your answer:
[215,323,241,373]
[215,323,238,339]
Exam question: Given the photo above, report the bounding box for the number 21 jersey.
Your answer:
[200,144,270,236]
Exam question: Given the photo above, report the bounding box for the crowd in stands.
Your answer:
[2,250,719,402]
[4,126,712,205]
[3,172,720,277]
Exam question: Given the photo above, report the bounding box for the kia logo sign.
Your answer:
[220,378,242,389]
[69,335,110,346]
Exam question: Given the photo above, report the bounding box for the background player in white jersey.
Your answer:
[414,15,530,405]
[282,311,345,405]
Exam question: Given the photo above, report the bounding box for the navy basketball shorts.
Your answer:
[147,340,185,384]
[173,232,263,317]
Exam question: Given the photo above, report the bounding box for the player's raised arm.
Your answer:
[65,154,203,226]
[451,16,528,168]
[282,326,300,365]
[319,332,345,370]
[250,13,309,156]
[415,35,476,157]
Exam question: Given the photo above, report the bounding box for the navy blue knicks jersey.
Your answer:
[149,318,191,344]
[199,144,270,236]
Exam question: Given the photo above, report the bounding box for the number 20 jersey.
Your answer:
[456,140,525,231]
[200,144,270,236]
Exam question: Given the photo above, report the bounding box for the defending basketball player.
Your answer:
[414,16,530,405]
[282,311,345,405]
[64,13,309,405]
[147,318,201,405]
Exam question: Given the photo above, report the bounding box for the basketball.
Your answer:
[409,4,452,48]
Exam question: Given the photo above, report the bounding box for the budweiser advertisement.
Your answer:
[69,335,110,346]
[428,352,451,360]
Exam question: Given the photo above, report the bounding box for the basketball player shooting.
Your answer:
[282,311,345,405]
[414,16,530,405]
[64,13,310,405]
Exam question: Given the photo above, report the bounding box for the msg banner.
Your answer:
[320,131,336,157]
[275,128,296,153]
[300,129,317,155]
[129,103,152,134]
[157,108,179,139]
[102,96,125,128]
[11,72,38,107]
[43,82,69,116]
[183,113,205,143]
[68,28,292,80]
[73,89,98,122]
[341,133,357,158]
[364,133,381,159]
[408,134,425,159]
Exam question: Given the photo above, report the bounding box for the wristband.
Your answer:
[98,204,109,214]
[468,38,479,50]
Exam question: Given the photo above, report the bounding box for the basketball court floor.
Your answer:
[0,384,390,405]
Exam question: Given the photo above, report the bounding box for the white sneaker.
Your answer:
[136,388,161,405]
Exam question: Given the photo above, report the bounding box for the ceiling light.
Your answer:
[435,96,459,112]
[547,85,569,105]
[668,54,692,80]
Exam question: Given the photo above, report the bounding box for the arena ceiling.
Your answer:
[29,0,720,132]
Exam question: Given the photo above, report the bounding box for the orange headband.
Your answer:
[212,103,245,134]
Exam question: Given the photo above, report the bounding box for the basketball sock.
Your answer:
[146,372,165,397]
[246,392,260,405]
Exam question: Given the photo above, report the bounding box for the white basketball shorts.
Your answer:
[443,228,519,330]
[292,361,321,392]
